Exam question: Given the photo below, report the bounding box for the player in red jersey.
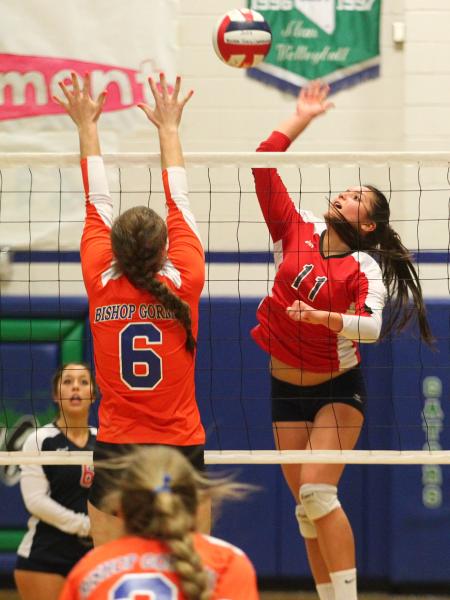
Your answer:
[252,81,433,600]
[54,72,205,544]
[58,445,259,600]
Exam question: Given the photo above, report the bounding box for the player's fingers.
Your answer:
[180,88,194,109]
[310,80,321,100]
[287,299,301,312]
[71,72,81,95]
[58,81,72,102]
[159,72,169,101]
[82,72,91,97]
[286,306,301,322]
[137,103,152,118]
[172,75,181,102]
[52,95,68,109]
[298,87,308,103]
[95,91,107,115]
[318,82,330,102]
[303,83,312,101]
[147,77,161,104]
[137,103,158,125]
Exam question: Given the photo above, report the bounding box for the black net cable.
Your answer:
[236,166,252,452]
[205,167,221,450]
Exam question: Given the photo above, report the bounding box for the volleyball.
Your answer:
[212,8,272,69]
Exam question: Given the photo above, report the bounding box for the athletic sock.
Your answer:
[316,581,335,600]
[330,567,357,600]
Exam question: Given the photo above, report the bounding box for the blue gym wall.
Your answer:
[0,297,449,585]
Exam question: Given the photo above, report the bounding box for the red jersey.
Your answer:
[251,131,386,373]
[80,157,205,444]
[59,534,259,600]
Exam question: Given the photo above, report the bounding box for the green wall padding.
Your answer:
[0,318,85,364]
[0,529,25,552]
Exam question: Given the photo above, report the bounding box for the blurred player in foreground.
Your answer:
[59,445,259,600]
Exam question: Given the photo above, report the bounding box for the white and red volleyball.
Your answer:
[212,9,272,69]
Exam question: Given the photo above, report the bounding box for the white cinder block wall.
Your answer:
[171,0,450,153]
[405,0,450,150]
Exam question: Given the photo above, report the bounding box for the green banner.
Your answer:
[247,0,381,94]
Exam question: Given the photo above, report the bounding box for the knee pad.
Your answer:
[299,483,341,521]
[295,504,317,539]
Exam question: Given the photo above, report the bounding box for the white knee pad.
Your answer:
[299,483,341,521]
[295,504,317,539]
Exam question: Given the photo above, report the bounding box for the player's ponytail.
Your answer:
[363,186,434,346]
[145,278,196,354]
[100,447,215,600]
[111,206,196,354]
[327,186,434,345]
[117,447,209,600]
[99,447,255,600]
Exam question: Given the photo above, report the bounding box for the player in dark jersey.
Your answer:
[59,445,259,600]
[252,81,433,600]
[54,72,205,545]
[14,363,96,600]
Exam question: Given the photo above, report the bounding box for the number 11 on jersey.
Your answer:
[292,264,327,302]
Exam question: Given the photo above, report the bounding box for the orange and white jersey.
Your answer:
[59,534,259,600]
[80,156,205,445]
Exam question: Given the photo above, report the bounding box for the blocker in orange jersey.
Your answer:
[80,157,205,446]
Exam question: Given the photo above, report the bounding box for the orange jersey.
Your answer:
[80,157,205,445]
[59,534,259,600]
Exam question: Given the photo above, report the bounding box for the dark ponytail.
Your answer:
[111,206,196,354]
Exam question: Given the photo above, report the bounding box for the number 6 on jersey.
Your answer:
[110,573,176,599]
[120,323,163,390]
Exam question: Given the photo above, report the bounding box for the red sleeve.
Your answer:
[252,130,298,243]
[214,551,259,600]
[80,156,114,295]
[162,167,205,301]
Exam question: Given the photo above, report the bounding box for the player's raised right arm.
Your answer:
[276,80,333,142]
[253,81,334,242]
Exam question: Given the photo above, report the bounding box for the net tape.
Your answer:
[1,449,450,466]
[1,151,450,168]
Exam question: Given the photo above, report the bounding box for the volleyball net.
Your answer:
[0,151,449,467]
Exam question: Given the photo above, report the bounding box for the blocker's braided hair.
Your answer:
[111,206,196,353]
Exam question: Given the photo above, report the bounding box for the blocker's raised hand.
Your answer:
[138,73,194,130]
[53,72,107,128]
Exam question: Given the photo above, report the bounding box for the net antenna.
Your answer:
[0,151,449,466]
